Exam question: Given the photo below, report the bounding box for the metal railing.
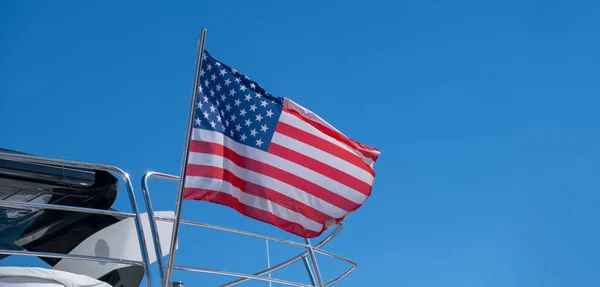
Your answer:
[141,171,358,287]
[0,152,153,287]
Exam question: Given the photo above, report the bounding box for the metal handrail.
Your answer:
[0,152,153,287]
[1,249,145,266]
[155,216,310,249]
[220,223,344,287]
[141,171,177,284]
[311,248,358,287]
[141,171,358,287]
[0,200,136,218]
[171,265,313,287]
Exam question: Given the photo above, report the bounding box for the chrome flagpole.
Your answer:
[164,28,207,287]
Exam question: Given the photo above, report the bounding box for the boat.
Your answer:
[0,148,176,286]
[0,149,357,286]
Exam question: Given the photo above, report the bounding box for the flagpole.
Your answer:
[164,28,207,287]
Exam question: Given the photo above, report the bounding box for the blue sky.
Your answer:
[1,0,600,286]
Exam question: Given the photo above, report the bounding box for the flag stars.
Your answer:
[196,53,282,151]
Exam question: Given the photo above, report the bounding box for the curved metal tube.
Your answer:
[172,264,313,287]
[326,265,357,287]
[141,171,179,284]
[220,224,344,287]
[311,248,358,287]
[0,249,145,266]
[0,152,153,287]
[0,200,136,218]
[155,216,310,249]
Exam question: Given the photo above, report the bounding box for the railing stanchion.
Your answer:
[305,238,325,287]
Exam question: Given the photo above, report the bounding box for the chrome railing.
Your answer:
[141,171,358,287]
[0,152,153,287]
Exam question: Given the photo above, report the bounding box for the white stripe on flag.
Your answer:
[191,128,369,204]
[184,176,323,233]
[279,105,375,167]
[271,131,374,186]
[187,151,348,217]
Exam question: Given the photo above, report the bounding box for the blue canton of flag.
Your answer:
[194,51,283,151]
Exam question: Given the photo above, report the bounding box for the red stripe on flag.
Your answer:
[282,107,380,161]
[268,142,373,196]
[185,164,334,224]
[188,140,361,212]
[183,187,321,238]
[275,121,375,176]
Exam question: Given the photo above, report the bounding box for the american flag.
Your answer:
[182,51,380,238]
